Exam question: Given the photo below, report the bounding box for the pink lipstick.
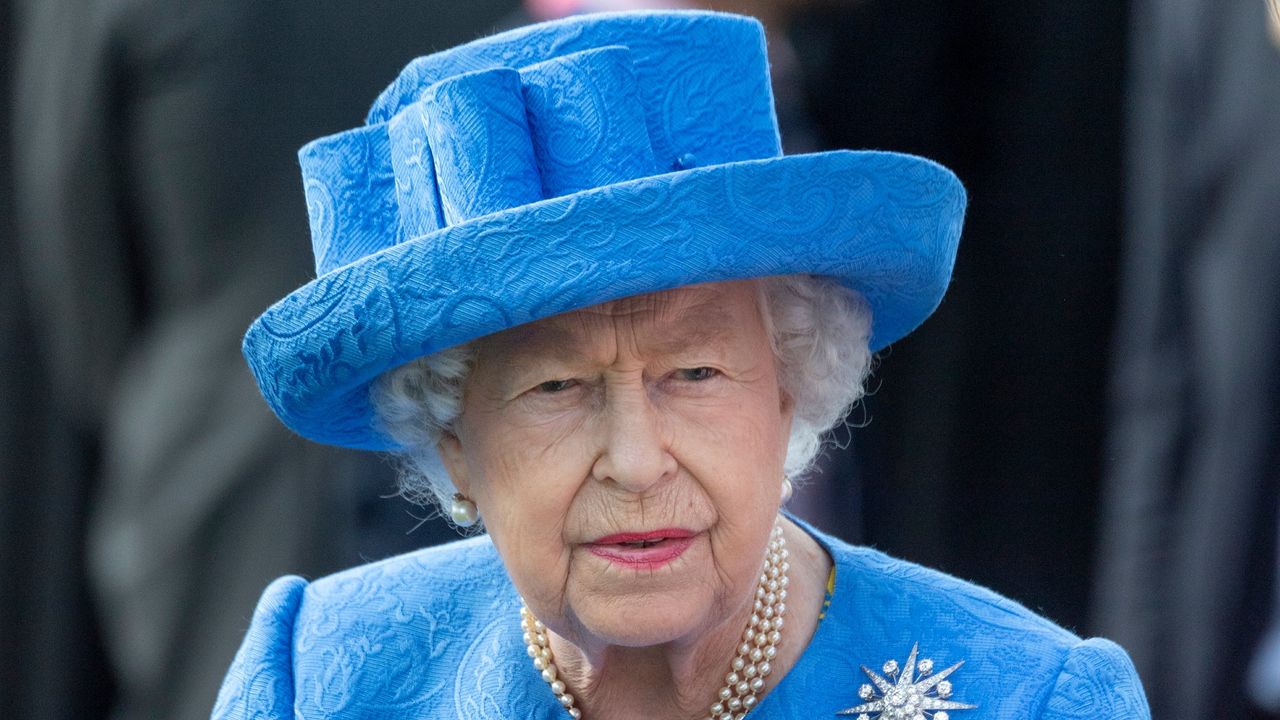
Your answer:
[586,529,696,570]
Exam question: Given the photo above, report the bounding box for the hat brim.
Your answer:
[245,149,965,449]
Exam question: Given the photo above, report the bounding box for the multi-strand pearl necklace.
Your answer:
[520,521,790,720]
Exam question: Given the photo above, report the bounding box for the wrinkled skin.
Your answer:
[439,279,831,719]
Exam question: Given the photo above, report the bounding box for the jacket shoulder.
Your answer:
[212,575,308,720]
[837,543,1077,642]
[212,535,517,720]
[291,534,519,715]
[300,532,507,612]
[824,542,1149,718]
[1038,637,1151,719]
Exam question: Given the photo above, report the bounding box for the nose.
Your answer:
[590,381,678,494]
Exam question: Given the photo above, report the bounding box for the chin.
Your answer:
[572,590,712,648]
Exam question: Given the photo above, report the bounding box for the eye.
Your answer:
[535,379,578,393]
[676,367,720,382]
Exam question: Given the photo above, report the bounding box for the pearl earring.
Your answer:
[450,493,479,527]
[781,477,794,502]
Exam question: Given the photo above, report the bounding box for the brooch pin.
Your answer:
[836,644,977,720]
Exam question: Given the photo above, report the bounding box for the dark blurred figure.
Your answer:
[8,2,516,719]
[2,1,102,718]
[790,1,1127,631]
[1093,0,1280,718]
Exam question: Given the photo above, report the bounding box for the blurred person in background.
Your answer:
[0,0,65,712]
[8,1,517,718]
[1093,0,1280,718]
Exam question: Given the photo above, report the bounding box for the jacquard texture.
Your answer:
[1039,638,1152,720]
[244,11,966,449]
[211,576,307,719]
[211,526,1150,719]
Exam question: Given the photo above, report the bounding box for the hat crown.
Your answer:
[298,12,781,277]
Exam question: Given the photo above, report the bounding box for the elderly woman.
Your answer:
[213,11,1150,720]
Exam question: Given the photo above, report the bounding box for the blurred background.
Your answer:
[1,0,1277,718]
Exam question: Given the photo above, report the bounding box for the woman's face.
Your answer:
[438,279,794,650]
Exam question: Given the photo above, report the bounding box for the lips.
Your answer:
[586,529,697,569]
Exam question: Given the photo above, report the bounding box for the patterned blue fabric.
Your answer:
[212,524,1151,719]
[241,11,966,450]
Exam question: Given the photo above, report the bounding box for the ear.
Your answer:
[437,431,471,497]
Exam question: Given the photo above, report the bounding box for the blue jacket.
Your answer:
[213,524,1150,719]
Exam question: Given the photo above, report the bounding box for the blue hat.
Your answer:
[244,10,966,449]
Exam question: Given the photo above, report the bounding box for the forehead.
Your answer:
[482,280,764,355]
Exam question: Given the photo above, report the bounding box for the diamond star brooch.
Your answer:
[836,644,977,720]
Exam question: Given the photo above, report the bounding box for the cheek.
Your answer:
[662,394,788,590]
[471,418,593,515]
[681,395,788,594]
[671,392,789,497]
[463,418,593,607]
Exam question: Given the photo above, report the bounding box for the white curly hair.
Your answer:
[371,274,875,513]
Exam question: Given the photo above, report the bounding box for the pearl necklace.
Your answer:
[520,521,790,720]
